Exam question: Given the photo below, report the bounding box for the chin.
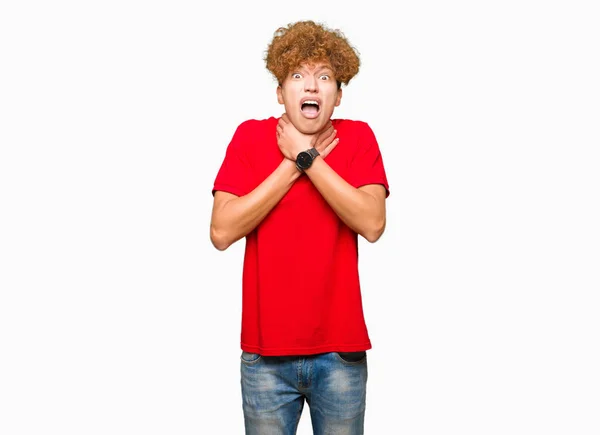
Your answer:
[298,126,319,135]
[298,119,326,135]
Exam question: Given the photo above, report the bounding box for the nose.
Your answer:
[304,76,318,92]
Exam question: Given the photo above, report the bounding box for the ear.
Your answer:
[335,88,343,107]
[277,86,284,105]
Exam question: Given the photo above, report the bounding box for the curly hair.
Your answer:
[265,20,360,88]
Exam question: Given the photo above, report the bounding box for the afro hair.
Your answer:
[265,20,360,87]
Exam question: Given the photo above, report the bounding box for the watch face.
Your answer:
[296,151,312,169]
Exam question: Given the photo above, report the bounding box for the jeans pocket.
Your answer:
[240,351,262,364]
[335,351,367,364]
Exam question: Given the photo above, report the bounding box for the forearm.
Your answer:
[211,159,301,250]
[304,157,385,242]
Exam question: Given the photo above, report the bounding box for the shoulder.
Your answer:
[332,119,380,156]
[235,117,278,134]
[229,117,278,150]
[332,118,373,134]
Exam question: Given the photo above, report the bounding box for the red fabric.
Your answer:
[213,117,389,356]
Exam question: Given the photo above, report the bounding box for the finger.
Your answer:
[326,128,337,143]
[321,137,340,158]
[281,113,289,123]
[322,138,340,158]
[316,130,332,148]
[316,126,333,142]
[316,124,333,141]
[316,129,337,151]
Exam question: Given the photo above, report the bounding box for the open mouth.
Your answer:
[301,99,320,118]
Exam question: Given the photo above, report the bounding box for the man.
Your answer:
[210,20,389,435]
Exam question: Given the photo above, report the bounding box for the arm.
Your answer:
[304,158,387,242]
[210,158,300,251]
[277,115,387,242]
[210,120,339,251]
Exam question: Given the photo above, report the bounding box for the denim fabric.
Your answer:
[240,351,368,435]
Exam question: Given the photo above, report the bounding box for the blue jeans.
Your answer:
[240,351,368,435]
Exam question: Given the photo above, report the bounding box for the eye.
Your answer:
[292,73,302,79]
[319,74,330,80]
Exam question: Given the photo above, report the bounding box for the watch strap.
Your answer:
[295,147,320,172]
[307,147,320,159]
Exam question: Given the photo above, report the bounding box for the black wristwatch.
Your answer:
[295,148,320,172]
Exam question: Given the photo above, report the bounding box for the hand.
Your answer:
[276,113,313,161]
[310,121,340,160]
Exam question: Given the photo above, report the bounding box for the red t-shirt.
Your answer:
[212,117,389,356]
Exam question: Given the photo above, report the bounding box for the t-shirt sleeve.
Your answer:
[348,122,390,197]
[212,122,254,197]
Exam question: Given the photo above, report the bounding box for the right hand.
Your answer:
[311,121,339,159]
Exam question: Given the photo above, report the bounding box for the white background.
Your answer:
[1,0,599,434]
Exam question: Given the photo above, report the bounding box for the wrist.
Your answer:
[295,147,320,172]
[281,157,303,179]
[303,154,322,174]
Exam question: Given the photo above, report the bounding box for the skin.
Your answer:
[210,61,386,250]
[210,125,338,251]
[276,63,342,138]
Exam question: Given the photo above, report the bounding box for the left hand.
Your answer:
[276,113,319,161]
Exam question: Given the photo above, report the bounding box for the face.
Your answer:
[276,62,342,134]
